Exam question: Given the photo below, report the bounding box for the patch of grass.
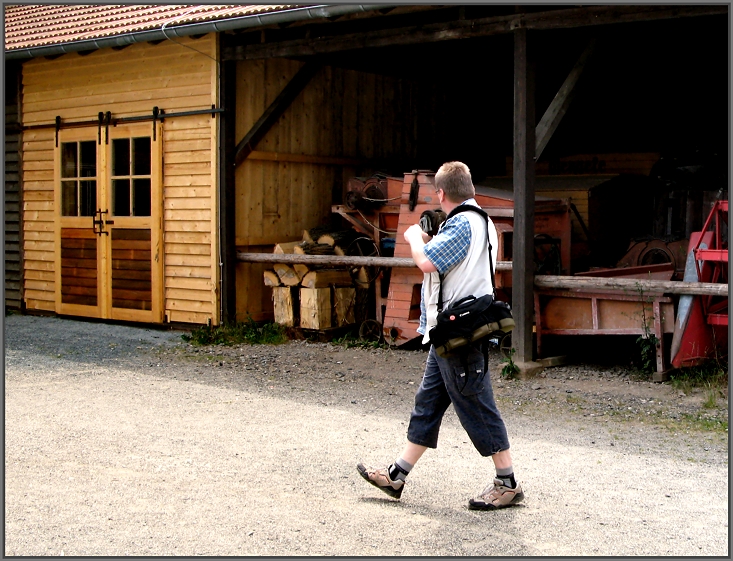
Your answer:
[181,317,288,346]
[332,332,388,350]
[703,387,719,409]
[669,358,728,395]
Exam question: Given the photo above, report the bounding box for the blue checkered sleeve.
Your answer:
[423,215,472,275]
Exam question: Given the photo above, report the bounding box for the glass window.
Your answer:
[132,178,151,217]
[80,180,97,217]
[113,179,131,217]
[61,143,77,178]
[61,181,77,216]
[112,138,130,176]
[60,141,97,216]
[132,137,151,176]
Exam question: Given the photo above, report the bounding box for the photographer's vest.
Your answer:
[422,200,499,345]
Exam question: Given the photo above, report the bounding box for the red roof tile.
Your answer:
[5,4,302,51]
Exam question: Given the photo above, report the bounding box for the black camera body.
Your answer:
[419,208,447,237]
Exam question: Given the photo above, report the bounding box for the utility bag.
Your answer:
[427,205,515,360]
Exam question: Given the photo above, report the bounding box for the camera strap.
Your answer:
[436,204,495,313]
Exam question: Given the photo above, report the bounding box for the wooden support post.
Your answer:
[513,27,536,366]
[219,60,237,322]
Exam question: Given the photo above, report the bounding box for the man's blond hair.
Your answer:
[435,161,475,202]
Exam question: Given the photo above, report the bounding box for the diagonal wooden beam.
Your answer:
[233,61,322,168]
[535,37,597,160]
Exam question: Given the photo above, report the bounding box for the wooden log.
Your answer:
[317,229,360,249]
[273,241,302,254]
[273,263,300,286]
[300,287,331,330]
[354,267,370,288]
[334,287,356,326]
[294,263,310,280]
[236,252,433,268]
[301,269,353,288]
[303,226,334,244]
[263,270,282,287]
[296,242,336,255]
[272,286,298,327]
[534,275,728,296]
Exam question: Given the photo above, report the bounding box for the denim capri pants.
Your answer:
[406,344,510,456]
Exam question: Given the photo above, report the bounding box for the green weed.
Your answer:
[332,332,388,350]
[669,358,728,395]
[181,316,287,346]
[500,347,520,378]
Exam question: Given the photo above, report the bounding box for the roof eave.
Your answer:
[5,4,397,60]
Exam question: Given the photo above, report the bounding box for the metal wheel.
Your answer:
[347,237,381,286]
[359,319,383,343]
[499,332,512,358]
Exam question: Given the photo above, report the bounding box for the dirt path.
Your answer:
[4,314,728,556]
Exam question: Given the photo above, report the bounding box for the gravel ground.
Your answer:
[4,314,729,557]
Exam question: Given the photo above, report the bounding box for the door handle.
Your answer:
[93,209,109,236]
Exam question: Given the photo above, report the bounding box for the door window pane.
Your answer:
[61,181,77,216]
[113,179,130,216]
[80,180,97,217]
[80,141,96,177]
[132,178,151,216]
[112,138,130,176]
[132,137,151,176]
[61,143,77,178]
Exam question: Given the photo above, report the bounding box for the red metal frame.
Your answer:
[693,200,728,326]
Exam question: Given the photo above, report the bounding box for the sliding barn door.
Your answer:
[55,124,163,322]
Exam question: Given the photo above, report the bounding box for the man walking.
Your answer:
[357,161,524,510]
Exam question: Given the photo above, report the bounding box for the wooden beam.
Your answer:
[237,251,513,271]
[233,62,322,167]
[222,5,726,60]
[535,37,597,160]
[219,60,238,322]
[513,27,536,365]
[535,276,729,297]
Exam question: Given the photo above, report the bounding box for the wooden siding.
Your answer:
[5,63,23,309]
[235,59,441,321]
[20,35,219,324]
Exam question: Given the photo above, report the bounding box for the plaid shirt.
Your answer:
[417,201,475,335]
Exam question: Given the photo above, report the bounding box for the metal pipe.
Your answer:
[22,107,225,131]
[5,5,397,60]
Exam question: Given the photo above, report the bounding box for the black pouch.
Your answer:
[429,294,514,358]
[429,294,494,347]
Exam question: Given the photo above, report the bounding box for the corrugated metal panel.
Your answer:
[5,4,298,51]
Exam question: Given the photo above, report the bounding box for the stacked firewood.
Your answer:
[264,228,365,330]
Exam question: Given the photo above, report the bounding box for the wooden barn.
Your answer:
[4,4,728,364]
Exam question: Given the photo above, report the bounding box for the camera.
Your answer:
[419,208,447,237]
